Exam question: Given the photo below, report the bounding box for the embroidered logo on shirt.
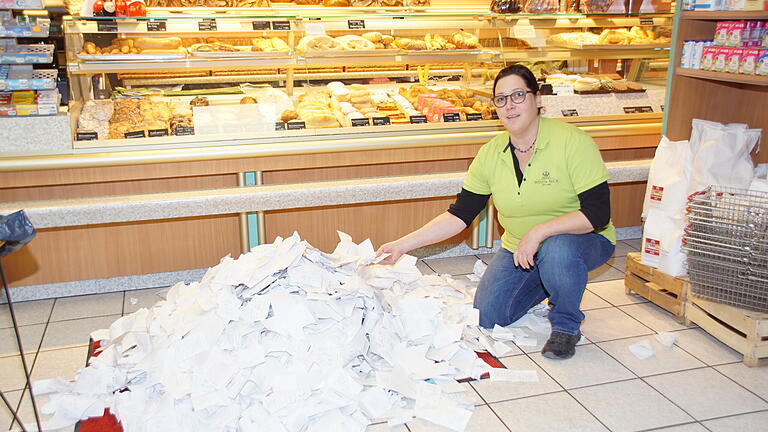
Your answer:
[534,171,559,186]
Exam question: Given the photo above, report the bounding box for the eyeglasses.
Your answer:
[492,90,535,108]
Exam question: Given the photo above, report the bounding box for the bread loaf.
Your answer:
[132,37,183,50]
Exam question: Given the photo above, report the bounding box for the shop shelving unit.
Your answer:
[664,7,768,163]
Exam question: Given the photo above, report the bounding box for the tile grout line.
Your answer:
[589,340,702,428]
[708,364,768,405]
[694,408,768,428]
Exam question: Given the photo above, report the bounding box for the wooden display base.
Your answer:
[624,252,689,322]
[685,295,768,367]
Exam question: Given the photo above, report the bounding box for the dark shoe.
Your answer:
[542,331,581,359]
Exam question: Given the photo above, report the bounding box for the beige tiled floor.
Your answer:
[2,239,767,432]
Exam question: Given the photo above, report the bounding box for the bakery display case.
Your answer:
[62,7,673,147]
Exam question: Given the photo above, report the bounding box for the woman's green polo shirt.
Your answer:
[463,117,616,252]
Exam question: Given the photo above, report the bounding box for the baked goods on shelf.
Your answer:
[323,0,349,5]
[80,37,186,55]
[547,27,672,47]
[335,35,376,51]
[394,32,483,51]
[350,0,376,5]
[240,96,258,104]
[190,96,210,107]
[78,99,113,140]
[297,35,344,52]
[251,37,290,52]
[296,90,340,128]
[573,77,600,92]
[144,0,270,5]
[524,0,559,13]
[107,97,172,139]
[190,42,242,53]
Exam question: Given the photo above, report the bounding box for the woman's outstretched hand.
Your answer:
[375,240,408,265]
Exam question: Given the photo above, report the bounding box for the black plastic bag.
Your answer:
[0,210,36,258]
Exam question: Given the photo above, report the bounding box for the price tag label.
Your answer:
[513,25,536,39]
[148,128,169,137]
[271,21,291,31]
[97,20,118,33]
[372,116,391,126]
[640,17,654,25]
[351,117,370,127]
[75,131,98,141]
[409,115,427,124]
[198,19,217,31]
[287,121,306,130]
[147,19,166,32]
[561,109,579,117]
[393,16,405,20]
[173,126,194,136]
[274,122,286,131]
[551,84,574,95]
[252,21,270,30]
[305,22,325,36]
[465,113,483,121]
[623,106,654,114]
[442,112,460,122]
[348,19,365,30]
[124,130,146,139]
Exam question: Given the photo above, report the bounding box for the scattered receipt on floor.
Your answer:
[34,231,490,432]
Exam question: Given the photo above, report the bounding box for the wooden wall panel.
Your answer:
[265,198,469,253]
[4,215,241,287]
[0,174,237,202]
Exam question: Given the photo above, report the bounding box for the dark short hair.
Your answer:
[493,64,540,95]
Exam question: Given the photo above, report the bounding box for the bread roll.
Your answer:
[132,37,183,50]
[361,32,383,43]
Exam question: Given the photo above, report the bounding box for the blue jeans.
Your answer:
[473,233,615,335]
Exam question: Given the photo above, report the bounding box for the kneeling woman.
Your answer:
[377,64,615,359]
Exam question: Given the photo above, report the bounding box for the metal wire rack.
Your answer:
[683,186,768,313]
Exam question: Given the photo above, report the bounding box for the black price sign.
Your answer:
[442,112,460,122]
[147,20,166,32]
[561,109,579,117]
[271,21,290,30]
[287,121,306,130]
[372,116,391,126]
[124,130,146,139]
[252,21,270,30]
[148,128,169,137]
[393,16,405,20]
[465,113,483,121]
[97,20,118,32]
[198,19,217,31]
[409,115,427,124]
[274,122,286,131]
[75,131,98,141]
[640,17,654,25]
[173,126,195,136]
[348,19,365,30]
[351,117,370,127]
[623,106,654,114]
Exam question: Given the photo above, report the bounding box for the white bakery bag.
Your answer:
[642,136,692,220]
[641,209,687,277]
[688,119,761,195]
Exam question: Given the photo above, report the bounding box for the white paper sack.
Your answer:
[655,332,676,348]
[39,232,486,432]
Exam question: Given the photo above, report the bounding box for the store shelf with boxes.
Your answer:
[0,0,60,116]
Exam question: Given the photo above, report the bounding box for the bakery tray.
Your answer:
[76,53,188,61]
[0,68,57,90]
[190,49,292,58]
[402,49,484,55]
[298,49,400,57]
[574,88,646,94]
[0,45,54,64]
[549,41,671,50]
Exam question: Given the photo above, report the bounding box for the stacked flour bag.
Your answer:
[641,136,692,276]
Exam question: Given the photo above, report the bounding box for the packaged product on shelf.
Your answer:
[490,0,524,14]
[725,48,742,73]
[744,21,757,47]
[753,21,765,48]
[693,0,725,10]
[680,41,694,68]
[714,21,730,46]
[726,21,745,47]
[701,46,717,70]
[581,0,614,12]
[757,50,768,76]
[691,40,709,69]
[711,47,729,72]
[740,48,759,74]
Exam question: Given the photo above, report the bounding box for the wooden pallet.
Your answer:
[685,295,768,367]
[625,252,689,322]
